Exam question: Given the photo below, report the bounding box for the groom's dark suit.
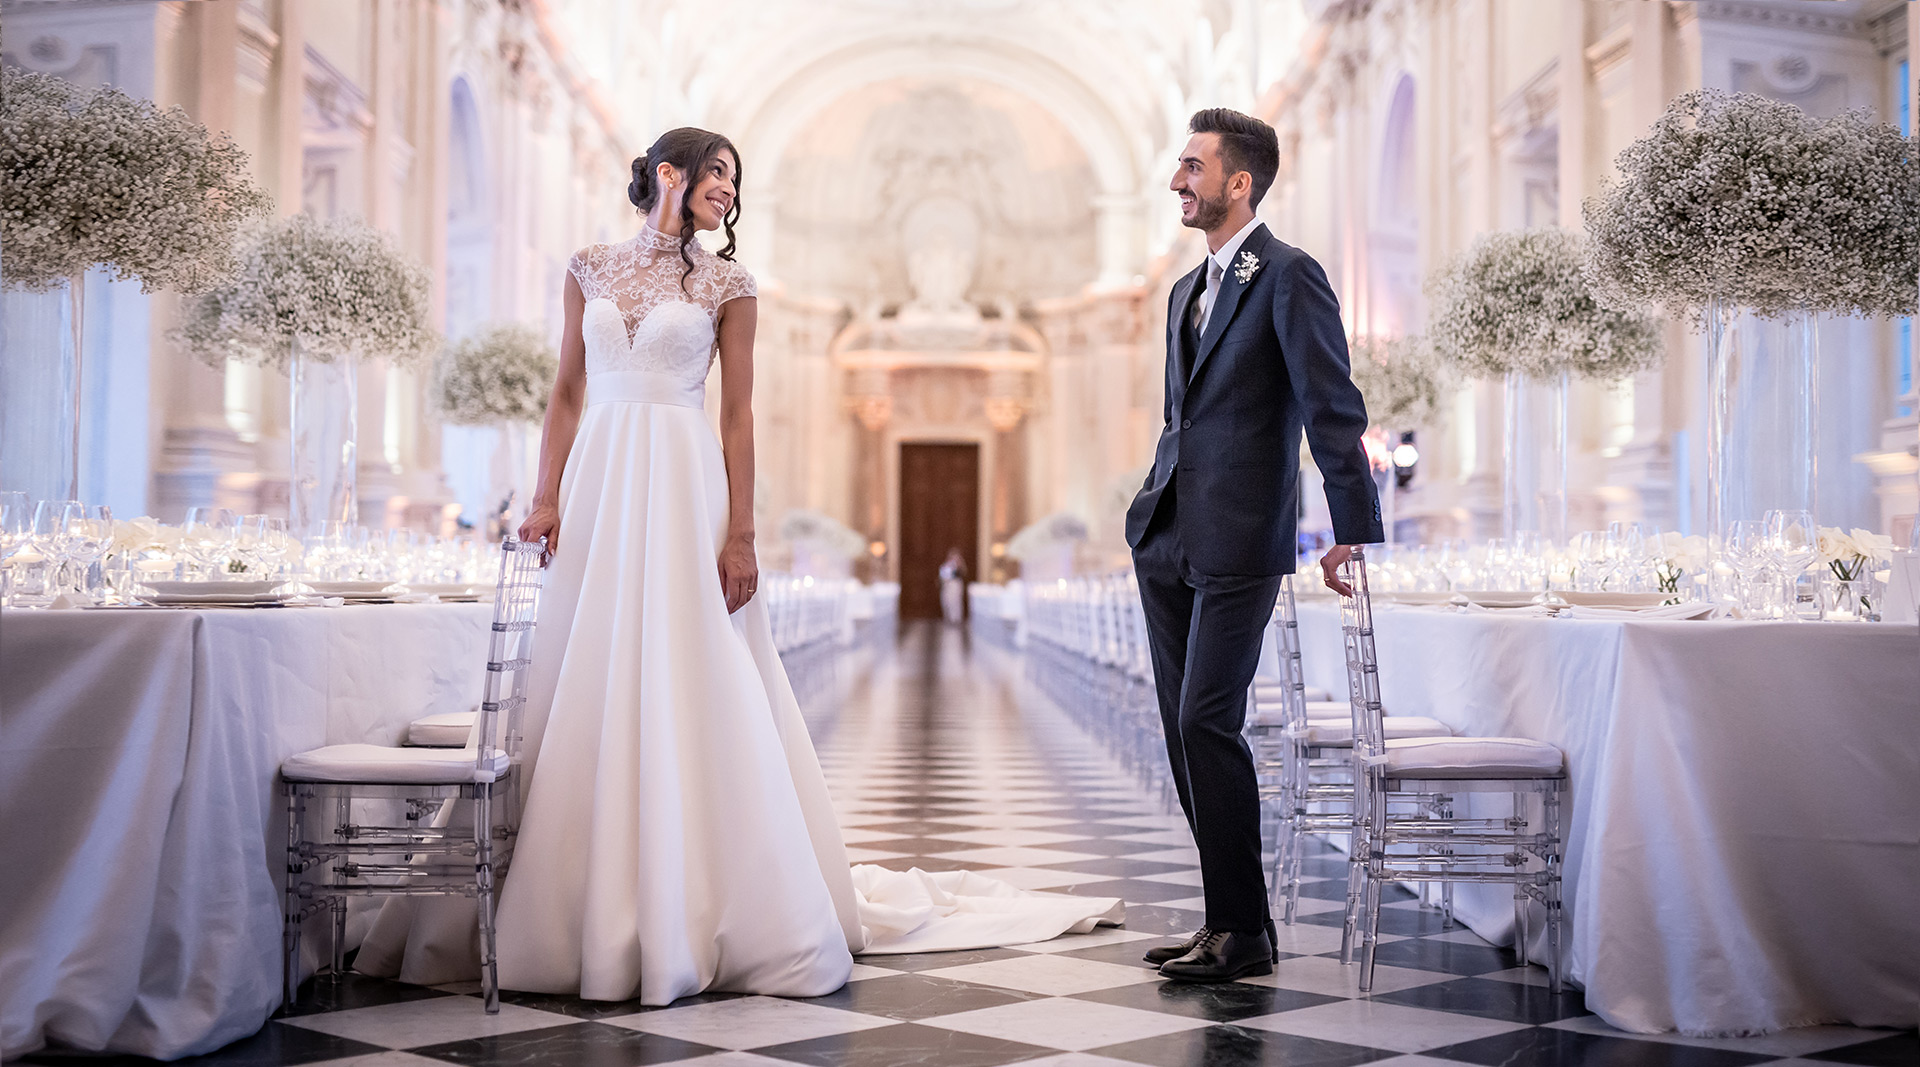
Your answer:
[1126,223,1382,933]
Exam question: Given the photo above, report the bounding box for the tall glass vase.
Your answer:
[1502,368,1568,544]
[0,274,84,502]
[1704,298,1818,534]
[288,340,359,539]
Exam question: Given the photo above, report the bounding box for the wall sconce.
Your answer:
[1392,431,1419,489]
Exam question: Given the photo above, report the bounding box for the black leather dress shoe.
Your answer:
[1143,926,1208,965]
[1145,920,1280,966]
[1157,928,1274,983]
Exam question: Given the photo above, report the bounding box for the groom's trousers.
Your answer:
[1130,477,1282,935]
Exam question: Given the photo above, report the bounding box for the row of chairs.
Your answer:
[276,546,884,1013]
[1017,574,1173,801]
[1252,551,1568,992]
[979,554,1569,993]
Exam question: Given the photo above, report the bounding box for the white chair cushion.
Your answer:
[1305,700,1350,718]
[407,710,477,747]
[1305,716,1452,745]
[1253,684,1334,704]
[1247,707,1287,728]
[282,743,509,784]
[1379,735,1564,779]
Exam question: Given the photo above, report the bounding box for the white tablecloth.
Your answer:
[1293,600,1920,1036]
[0,604,492,1060]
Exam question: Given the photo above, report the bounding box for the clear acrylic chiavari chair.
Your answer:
[1333,546,1568,993]
[279,538,545,1013]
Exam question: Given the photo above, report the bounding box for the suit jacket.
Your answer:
[1125,224,1383,575]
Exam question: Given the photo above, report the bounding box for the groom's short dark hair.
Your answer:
[1189,108,1280,209]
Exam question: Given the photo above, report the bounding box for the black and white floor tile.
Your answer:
[27,625,1914,1067]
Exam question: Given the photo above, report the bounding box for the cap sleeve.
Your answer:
[718,260,757,306]
[567,247,599,302]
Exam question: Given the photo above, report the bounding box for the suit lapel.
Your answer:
[1188,224,1272,386]
[1167,263,1205,401]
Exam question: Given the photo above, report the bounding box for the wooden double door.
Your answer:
[897,442,979,620]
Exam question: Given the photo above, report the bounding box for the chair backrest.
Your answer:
[1335,547,1388,766]
[474,537,545,781]
[1273,576,1310,733]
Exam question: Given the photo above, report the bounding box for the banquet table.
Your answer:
[1292,599,1919,1037]
[0,603,493,1060]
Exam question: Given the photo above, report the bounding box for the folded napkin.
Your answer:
[283,594,346,608]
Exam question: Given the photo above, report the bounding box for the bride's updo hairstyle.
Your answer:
[628,127,741,292]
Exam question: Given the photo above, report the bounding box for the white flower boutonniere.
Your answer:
[1234,250,1261,284]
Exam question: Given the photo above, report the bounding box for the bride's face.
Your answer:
[672,151,738,232]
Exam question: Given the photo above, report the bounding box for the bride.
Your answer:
[427,128,1118,1004]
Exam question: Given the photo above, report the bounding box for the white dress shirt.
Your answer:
[1194,215,1264,334]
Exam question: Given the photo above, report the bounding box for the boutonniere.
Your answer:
[1233,250,1261,284]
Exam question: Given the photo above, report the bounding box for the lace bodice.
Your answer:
[569,227,756,382]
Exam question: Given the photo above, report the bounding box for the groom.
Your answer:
[1127,108,1382,982]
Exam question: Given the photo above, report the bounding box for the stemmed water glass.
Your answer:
[1724,520,1771,616]
[57,502,112,599]
[1764,509,1818,621]
[2,493,37,606]
[182,507,238,579]
[240,515,292,582]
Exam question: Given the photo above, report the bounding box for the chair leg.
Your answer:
[283,787,301,1010]
[1338,846,1363,964]
[330,898,347,981]
[475,791,501,1015]
[1546,786,1565,995]
[1358,859,1383,993]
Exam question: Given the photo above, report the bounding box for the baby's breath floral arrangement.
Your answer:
[1584,89,1919,321]
[175,213,438,369]
[1348,333,1451,430]
[0,67,271,292]
[778,509,869,560]
[1428,228,1664,381]
[1006,512,1089,562]
[437,324,557,426]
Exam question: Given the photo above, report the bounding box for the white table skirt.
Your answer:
[0,604,492,1060]
[1293,600,1920,1037]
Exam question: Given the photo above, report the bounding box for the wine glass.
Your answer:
[1724,520,1771,615]
[57,503,112,600]
[182,507,238,579]
[2,493,35,606]
[241,514,291,582]
[1764,509,1818,621]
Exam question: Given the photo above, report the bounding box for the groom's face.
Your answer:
[1171,133,1234,232]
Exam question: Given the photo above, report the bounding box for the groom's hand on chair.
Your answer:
[1320,544,1356,597]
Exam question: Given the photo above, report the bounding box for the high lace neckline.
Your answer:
[636,224,685,252]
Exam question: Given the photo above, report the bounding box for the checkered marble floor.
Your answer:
[29,624,1913,1067]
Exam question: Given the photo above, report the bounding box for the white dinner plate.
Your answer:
[145,579,284,597]
[305,580,399,596]
[147,592,289,606]
[405,582,479,597]
[1558,591,1670,609]
[1382,590,1456,605]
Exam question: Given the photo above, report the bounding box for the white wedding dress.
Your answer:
[358,226,1118,1005]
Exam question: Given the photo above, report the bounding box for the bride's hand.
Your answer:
[719,535,758,613]
[519,502,561,563]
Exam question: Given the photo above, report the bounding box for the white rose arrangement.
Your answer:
[1653,531,1712,600]
[1347,333,1451,431]
[1427,228,1664,381]
[0,67,271,293]
[1584,89,1919,322]
[437,324,558,426]
[175,214,439,370]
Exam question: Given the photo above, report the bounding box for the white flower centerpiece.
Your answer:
[0,67,271,502]
[437,324,557,427]
[1584,89,1920,534]
[1815,527,1896,621]
[1348,333,1452,544]
[1653,531,1713,603]
[1427,227,1663,541]
[176,214,438,536]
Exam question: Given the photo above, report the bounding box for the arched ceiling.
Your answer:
[540,0,1316,281]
